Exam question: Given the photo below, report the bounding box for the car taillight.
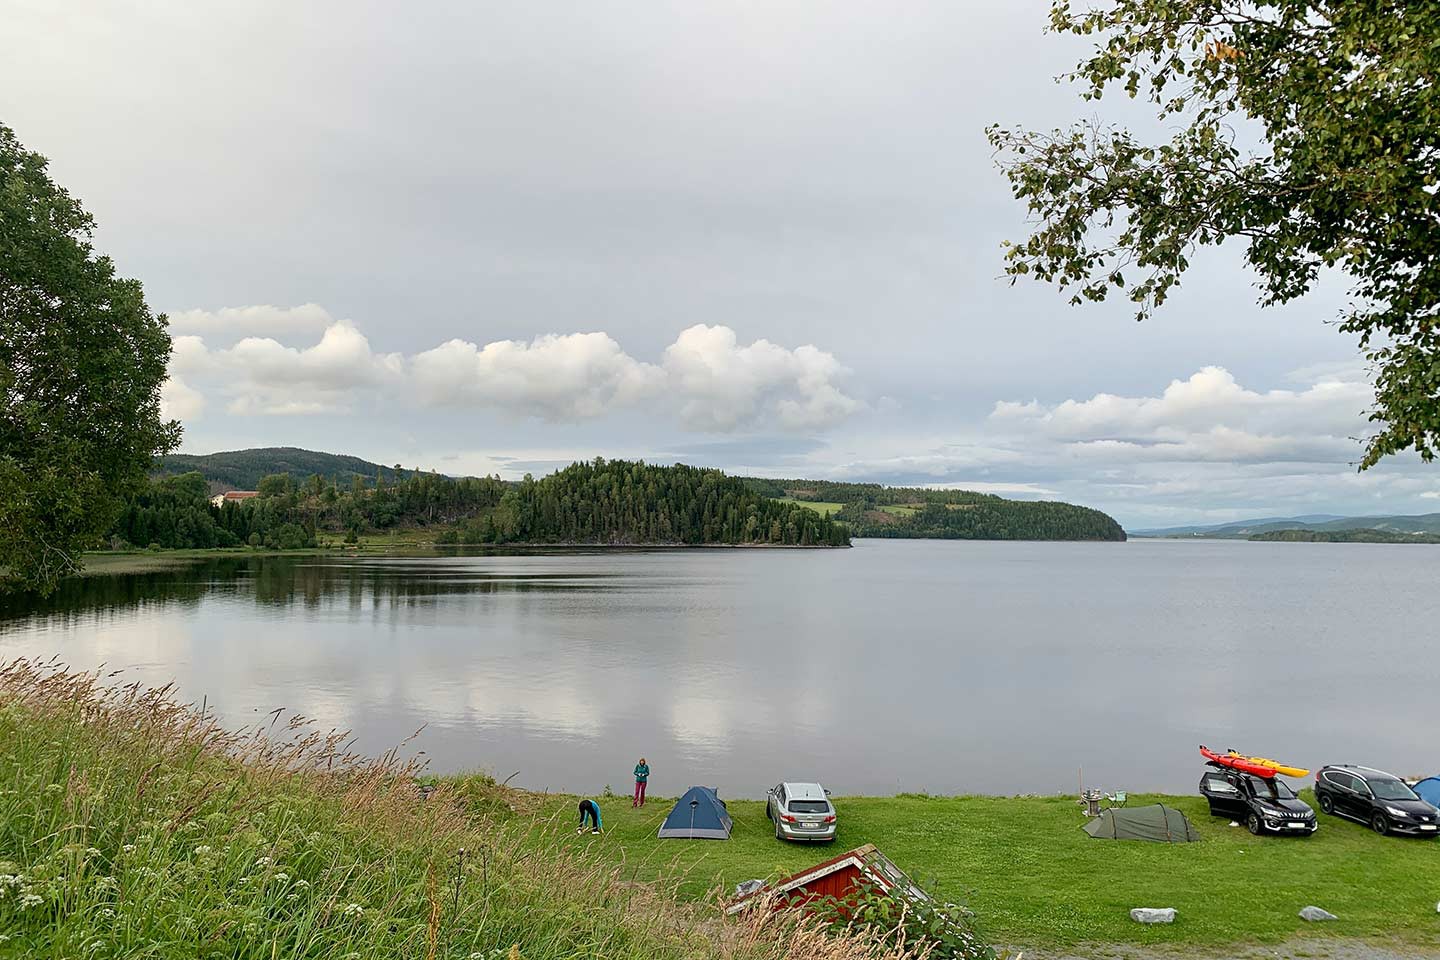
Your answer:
[823,815,836,824]
[780,815,796,823]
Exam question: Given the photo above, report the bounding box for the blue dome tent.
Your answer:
[658,786,733,839]
[1415,777,1440,808]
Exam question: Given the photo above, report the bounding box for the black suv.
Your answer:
[1314,765,1440,837]
[1199,766,1317,836]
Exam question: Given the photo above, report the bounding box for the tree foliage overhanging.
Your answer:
[1,124,178,593]
[987,1,1440,468]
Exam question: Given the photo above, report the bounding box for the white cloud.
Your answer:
[159,375,205,421]
[992,365,1372,464]
[662,324,859,431]
[167,303,335,336]
[410,332,662,421]
[1423,491,1440,500]
[164,308,858,431]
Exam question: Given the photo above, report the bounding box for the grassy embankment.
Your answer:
[77,530,468,577]
[0,662,908,960]
[525,789,1440,953]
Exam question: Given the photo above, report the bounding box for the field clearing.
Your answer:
[530,790,1440,953]
[772,497,846,517]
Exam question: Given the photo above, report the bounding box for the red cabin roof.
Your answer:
[725,844,923,916]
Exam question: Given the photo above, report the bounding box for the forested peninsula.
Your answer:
[741,478,1127,541]
[120,448,1126,551]
[116,459,849,550]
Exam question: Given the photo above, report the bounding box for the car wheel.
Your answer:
[1246,813,1263,836]
[1371,813,1389,835]
[1317,793,1334,815]
[774,820,784,841]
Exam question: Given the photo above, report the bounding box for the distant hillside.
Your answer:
[116,459,846,549]
[156,448,407,491]
[1250,528,1440,544]
[742,477,1126,541]
[1133,513,1440,538]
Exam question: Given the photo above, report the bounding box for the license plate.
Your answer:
[1421,825,1436,831]
[1287,822,1308,829]
[803,822,820,829]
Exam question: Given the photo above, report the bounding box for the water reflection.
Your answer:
[3,542,1439,797]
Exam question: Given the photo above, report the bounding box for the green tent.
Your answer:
[1081,804,1200,843]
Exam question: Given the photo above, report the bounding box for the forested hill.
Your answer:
[444,460,848,546]
[157,447,404,490]
[112,459,848,550]
[742,477,1126,541]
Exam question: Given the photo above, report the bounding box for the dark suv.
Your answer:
[1314,765,1440,837]
[1199,766,1317,836]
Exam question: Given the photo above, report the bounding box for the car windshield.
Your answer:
[1369,778,1419,801]
[788,800,829,814]
[1248,776,1296,800]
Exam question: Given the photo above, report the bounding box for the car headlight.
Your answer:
[1385,806,1410,818]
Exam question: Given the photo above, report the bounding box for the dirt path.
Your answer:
[1008,940,1440,960]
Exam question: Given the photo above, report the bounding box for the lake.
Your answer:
[2,539,1437,798]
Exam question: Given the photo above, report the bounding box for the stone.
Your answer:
[1299,906,1338,922]
[734,879,764,898]
[1130,907,1176,924]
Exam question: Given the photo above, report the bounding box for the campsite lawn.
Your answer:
[526,790,1440,952]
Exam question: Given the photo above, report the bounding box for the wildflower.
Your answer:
[242,923,258,935]
[237,877,249,885]
[100,907,116,919]
[193,845,213,857]
[94,876,118,891]
[274,872,290,883]
[255,857,272,868]
[286,893,299,902]
[121,845,136,855]
[293,879,309,889]
[341,902,364,918]
[19,893,43,910]
[85,847,101,857]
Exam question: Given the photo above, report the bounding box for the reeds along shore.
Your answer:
[0,658,931,960]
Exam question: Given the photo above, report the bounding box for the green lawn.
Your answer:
[772,497,846,517]
[531,791,1440,952]
[876,504,922,516]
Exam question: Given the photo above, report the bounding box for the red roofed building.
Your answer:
[725,844,923,917]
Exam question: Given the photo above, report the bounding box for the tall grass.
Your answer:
[0,659,925,960]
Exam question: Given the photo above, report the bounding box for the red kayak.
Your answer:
[1200,745,1275,778]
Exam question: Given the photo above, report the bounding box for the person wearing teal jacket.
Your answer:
[632,758,650,808]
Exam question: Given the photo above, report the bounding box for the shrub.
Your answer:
[809,877,994,960]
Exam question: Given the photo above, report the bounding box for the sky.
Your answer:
[6,0,1438,528]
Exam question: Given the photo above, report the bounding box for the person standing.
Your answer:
[632,757,650,808]
[577,798,602,835]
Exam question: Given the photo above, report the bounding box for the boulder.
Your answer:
[1130,907,1176,924]
[734,879,764,898]
[1299,906,1338,922]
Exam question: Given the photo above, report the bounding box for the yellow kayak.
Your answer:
[1227,752,1309,778]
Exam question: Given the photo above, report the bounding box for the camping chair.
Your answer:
[1106,791,1127,807]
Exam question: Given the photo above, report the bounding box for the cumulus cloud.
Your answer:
[992,365,1373,464]
[159,375,205,421]
[159,308,858,431]
[167,303,335,336]
[411,332,663,421]
[662,325,859,431]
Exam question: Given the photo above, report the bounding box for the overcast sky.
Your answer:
[6,1,1437,527]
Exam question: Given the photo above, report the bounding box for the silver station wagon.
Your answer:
[766,781,837,842]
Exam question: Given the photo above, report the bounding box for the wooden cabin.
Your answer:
[725,843,922,916]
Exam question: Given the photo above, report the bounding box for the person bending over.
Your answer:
[577,798,602,835]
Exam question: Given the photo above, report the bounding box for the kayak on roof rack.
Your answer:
[1200,745,1298,778]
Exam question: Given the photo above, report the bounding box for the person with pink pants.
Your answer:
[632,757,650,807]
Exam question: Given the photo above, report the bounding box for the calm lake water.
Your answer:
[3,539,1437,797]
